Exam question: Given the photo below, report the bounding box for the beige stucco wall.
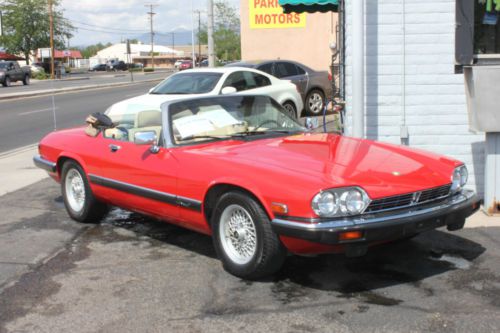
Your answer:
[240,0,337,71]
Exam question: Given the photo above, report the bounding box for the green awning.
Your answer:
[279,0,339,13]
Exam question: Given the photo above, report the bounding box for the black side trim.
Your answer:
[89,174,202,212]
[33,155,57,173]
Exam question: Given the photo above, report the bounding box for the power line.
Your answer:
[73,25,143,35]
[70,19,149,33]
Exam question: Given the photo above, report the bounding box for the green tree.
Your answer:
[0,0,74,64]
[198,0,241,61]
[77,42,112,59]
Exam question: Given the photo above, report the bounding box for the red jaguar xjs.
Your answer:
[34,95,480,279]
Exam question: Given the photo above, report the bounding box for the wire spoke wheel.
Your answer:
[219,204,257,265]
[65,168,86,213]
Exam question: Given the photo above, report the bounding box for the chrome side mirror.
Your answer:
[134,131,157,145]
[134,131,161,154]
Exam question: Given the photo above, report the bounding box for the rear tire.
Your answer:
[61,160,108,223]
[23,75,30,85]
[306,89,325,115]
[212,191,286,279]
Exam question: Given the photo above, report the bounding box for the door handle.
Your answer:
[109,144,121,152]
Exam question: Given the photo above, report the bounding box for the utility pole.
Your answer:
[194,10,203,65]
[207,0,215,67]
[48,0,55,79]
[170,32,175,59]
[145,4,158,70]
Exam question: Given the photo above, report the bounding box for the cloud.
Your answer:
[61,0,240,46]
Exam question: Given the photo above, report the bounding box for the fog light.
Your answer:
[339,231,363,241]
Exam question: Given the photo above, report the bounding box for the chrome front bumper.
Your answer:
[271,190,480,248]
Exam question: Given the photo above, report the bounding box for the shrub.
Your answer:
[34,71,48,80]
[143,67,154,72]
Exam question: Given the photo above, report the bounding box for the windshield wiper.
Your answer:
[231,129,302,137]
[178,134,232,141]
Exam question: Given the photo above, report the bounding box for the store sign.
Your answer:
[249,0,306,29]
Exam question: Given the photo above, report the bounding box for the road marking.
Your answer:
[18,107,59,116]
[125,93,140,97]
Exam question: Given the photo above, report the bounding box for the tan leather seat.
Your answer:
[128,110,162,143]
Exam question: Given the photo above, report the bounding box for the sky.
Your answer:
[61,0,240,47]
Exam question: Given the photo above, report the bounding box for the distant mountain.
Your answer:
[135,29,197,47]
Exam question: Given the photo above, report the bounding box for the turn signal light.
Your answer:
[339,231,363,241]
[271,202,288,215]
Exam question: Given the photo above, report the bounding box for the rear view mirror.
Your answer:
[134,131,157,145]
[221,86,237,95]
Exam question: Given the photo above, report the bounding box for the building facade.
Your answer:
[240,0,337,71]
[343,0,485,196]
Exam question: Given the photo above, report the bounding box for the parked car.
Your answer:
[226,60,332,115]
[122,67,303,119]
[179,60,193,71]
[90,64,107,72]
[106,60,128,71]
[174,60,183,69]
[0,61,31,87]
[33,94,480,279]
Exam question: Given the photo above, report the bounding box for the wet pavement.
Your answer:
[0,179,499,332]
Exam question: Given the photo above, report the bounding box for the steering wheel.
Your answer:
[253,120,279,132]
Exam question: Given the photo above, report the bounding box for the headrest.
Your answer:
[136,110,161,127]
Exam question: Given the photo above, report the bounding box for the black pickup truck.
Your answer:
[0,61,31,87]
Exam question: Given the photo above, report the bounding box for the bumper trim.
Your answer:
[33,155,57,173]
[271,190,479,245]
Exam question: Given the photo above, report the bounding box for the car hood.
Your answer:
[188,133,459,199]
[122,92,212,107]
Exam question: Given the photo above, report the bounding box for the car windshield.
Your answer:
[150,72,222,95]
[167,95,305,145]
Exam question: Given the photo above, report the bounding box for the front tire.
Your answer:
[212,191,286,279]
[23,75,30,85]
[61,161,108,223]
[306,89,325,115]
[2,77,11,87]
[282,101,298,119]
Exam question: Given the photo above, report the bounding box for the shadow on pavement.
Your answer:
[98,207,486,306]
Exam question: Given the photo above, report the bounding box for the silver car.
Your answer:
[226,60,332,115]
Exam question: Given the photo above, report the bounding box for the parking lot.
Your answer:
[1,178,499,333]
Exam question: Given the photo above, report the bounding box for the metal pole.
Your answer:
[352,0,364,138]
[194,10,203,66]
[48,0,55,79]
[207,0,215,67]
[191,1,196,67]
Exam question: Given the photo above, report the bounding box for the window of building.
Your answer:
[474,0,500,54]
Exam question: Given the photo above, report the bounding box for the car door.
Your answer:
[84,110,180,221]
[274,61,308,100]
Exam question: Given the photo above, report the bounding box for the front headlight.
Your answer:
[451,165,468,193]
[312,187,370,217]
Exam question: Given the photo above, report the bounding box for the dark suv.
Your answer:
[106,60,128,71]
[226,60,332,115]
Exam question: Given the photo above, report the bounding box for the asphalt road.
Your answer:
[0,81,159,153]
[0,179,499,333]
[0,70,170,96]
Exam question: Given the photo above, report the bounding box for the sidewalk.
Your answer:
[0,77,162,101]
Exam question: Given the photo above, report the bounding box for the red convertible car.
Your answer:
[34,95,480,279]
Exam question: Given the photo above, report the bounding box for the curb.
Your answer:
[0,78,164,101]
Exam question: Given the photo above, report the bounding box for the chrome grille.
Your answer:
[365,184,452,213]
